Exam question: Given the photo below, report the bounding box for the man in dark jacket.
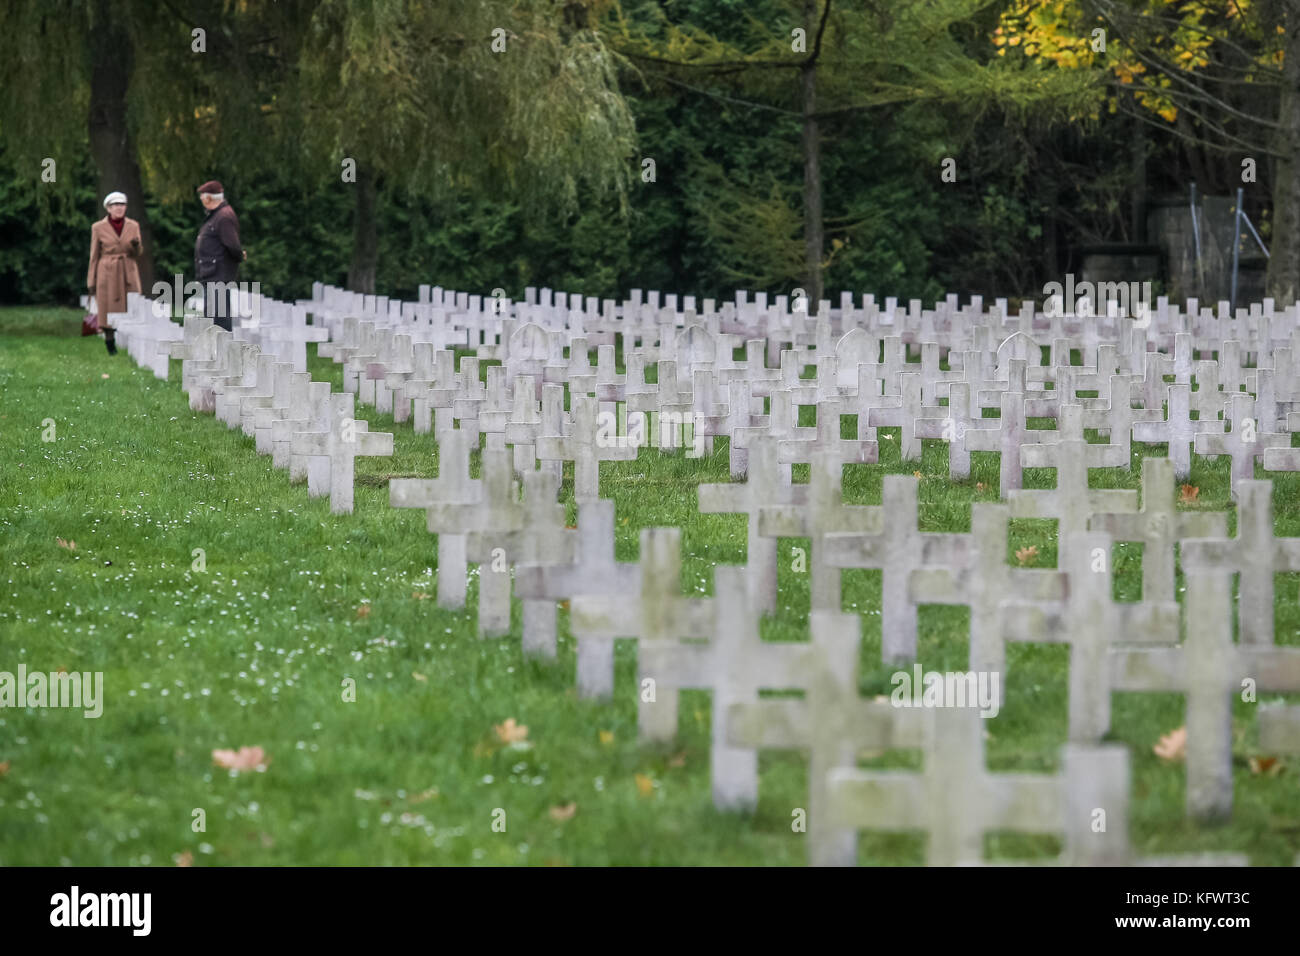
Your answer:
[194,180,246,331]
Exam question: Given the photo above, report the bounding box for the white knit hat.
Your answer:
[103,191,128,208]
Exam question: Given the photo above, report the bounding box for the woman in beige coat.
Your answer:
[87,191,143,355]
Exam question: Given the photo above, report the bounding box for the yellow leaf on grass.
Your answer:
[56,538,77,551]
[0,760,10,777]
[1248,756,1282,776]
[356,605,372,619]
[494,718,529,744]
[549,802,577,821]
[1154,726,1187,762]
[598,730,614,745]
[212,746,270,772]
[174,850,193,867]
[1015,545,1039,566]
[412,672,427,682]
[635,773,654,797]
[1179,484,1200,503]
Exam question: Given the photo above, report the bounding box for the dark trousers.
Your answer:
[203,282,237,332]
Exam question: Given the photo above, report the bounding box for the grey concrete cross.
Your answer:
[698,438,807,615]
[1009,437,1136,540]
[1001,532,1179,743]
[465,461,574,638]
[1088,457,1226,603]
[826,706,1062,865]
[389,430,481,609]
[638,566,808,810]
[569,527,712,742]
[515,498,638,659]
[536,394,638,500]
[908,502,1066,699]
[727,611,927,865]
[1180,479,1300,646]
[1111,564,1300,820]
[758,449,883,613]
[822,475,970,663]
[290,391,393,515]
[1194,393,1290,497]
[1131,383,1224,480]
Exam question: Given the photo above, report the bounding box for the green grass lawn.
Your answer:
[1,305,1298,865]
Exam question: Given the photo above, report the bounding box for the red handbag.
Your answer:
[81,312,100,337]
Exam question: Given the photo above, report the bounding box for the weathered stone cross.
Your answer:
[822,476,970,663]
[389,429,481,609]
[1088,457,1226,602]
[1000,531,1179,743]
[290,392,394,515]
[698,437,807,615]
[515,498,638,659]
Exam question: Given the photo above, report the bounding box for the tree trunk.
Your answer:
[347,165,379,294]
[1267,1,1300,303]
[87,0,156,291]
[1131,95,1147,243]
[800,1,824,311]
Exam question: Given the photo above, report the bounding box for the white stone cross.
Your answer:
[962,391,1047,496]
[864,372,928,461]
[908,502,1066,699]
[465,460,574,638]
[826,706,1061,865]
[1180,479,1300,646]
[1194,393,1290,497]
[1001,531,1179,743]
[779,398,878,468]
[1131,383,1223,480]
[389,429,481,609]
[698,438,807,615]
[822,476,970,663]
[758,449,883,613]
[1009,437,1136,539]
[726,611,926,865]
[536,394,637,500]
[638,565,808,810]
[1110,565,1300,819]
[514,498,638,659]
[290,392,394,514]
[1088,457,1226,602]
[569,527,712,738]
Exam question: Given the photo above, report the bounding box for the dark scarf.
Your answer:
[109,216,125,236]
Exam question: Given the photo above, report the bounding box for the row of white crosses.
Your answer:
[163,314,394,515]
[297,281,1300,365]
[288,277,1300,510]
[113,286,1300,865]
[373,415,1299,857]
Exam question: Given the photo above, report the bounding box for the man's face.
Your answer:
[199,194,219,210]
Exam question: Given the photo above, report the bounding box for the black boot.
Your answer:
[104,330,117,355]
